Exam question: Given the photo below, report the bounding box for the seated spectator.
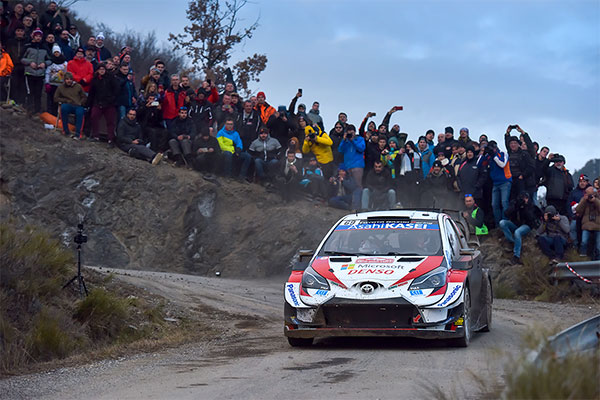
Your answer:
[53,71,86,137]
[254,91,275,125]
[44,44,66,115]
[422,159,454,208]
[67,46,92,92]
[575,187,600,260]
[115,109,163,165]
[499,192,540,264]
[536,205,570,262]
[328,166,360,210]
[462,194,488,239]
[302,125,334,179]
[21,28,49,114]
[137,93,168,152]
[362,160,396,210]
[279,151,302,201]
[338,124,365,188]
[87,63,119,146]
[168,107,195,167]
[543,154,573,216]
[193,126,221,175]
[248,126,282,184]
[235,99,260,150]
[217,117,251,180]
[285,137,303,160]
[300,155,326,200]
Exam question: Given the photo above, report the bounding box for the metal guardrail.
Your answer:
[551,260,600,284]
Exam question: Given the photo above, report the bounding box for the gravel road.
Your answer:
[1,267,597,400]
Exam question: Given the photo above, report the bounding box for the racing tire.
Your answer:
[287,337,314,347]
[452,288,472,348]
[480,279,492,332]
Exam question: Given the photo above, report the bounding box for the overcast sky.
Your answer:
[73,0,599,170]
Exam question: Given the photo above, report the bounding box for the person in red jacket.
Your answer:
[161,74,187,129]
[66,47,93,92]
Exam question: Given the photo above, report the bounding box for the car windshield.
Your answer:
[319,219,442,256]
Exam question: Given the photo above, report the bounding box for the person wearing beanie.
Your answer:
[440,126,456,158]
[20,27,49,113]
[543,153,573,215]
[44,42,67,114]
[458,127,471,144]
[254,90,275,125]
[94,32,111,62]
[66,46,93,92]
[54,71,87,137]
[536,204,570,262]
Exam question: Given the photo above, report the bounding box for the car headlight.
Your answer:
[301,266,330,290]
[409,266,447,290]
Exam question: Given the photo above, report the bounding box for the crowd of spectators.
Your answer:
[1,1,598,263]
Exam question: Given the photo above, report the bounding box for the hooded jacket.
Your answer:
[0,51,13,77]
[21,41,49,77]
[575,196,600,231]
[302,126,333,165]
[67,57,93,92]
[457,156,486,198]
[161,86,186,120]
[480,150,512,185]
[116,117,143,146]
[53,81,86,106]
[338,135,366,169]
[87,73,119,107]
[249,134,282,161]
[307,109,324,131]
[216,126,243,154]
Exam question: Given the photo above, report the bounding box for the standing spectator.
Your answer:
[534,146,550,204]
[359,112,378,138]
[168,107,195,167]
[394,140,422,207]
[116,108,163,165]
[6,24,27,103]
[87,63,119,145]
[480,140,512,225]
[364,130,381,175]
[575,187,600,259]
[0,42,13,101]
[307,101,324,131]
[67,24,79,51]
[505,127,535,201]
[329,121,346,164]
[154,60,169,89]
[193,126,221,175]
[568,174,591,247]
[189,87,213,135]
[66,47,92,92]
[499,192,540,264]
[248,126,282,184]
[161,74,186,129]
[267,106,293,146]
[39,2,70,35]
[543,154,573,216]
[56,29,73,60]
[53,71,86,137]
[137,93,167,152]
[458,127,471,144]
[433,132,446,156]
[213,93,237,131]
[83,35,95,51]
[6,3,24,37]
[217,117,251,180]
[114,62,136,121]
[21,28,48,114]
[44,43,66,114]
[43,33,55,54]
[457,146,486,202]
[362,160,396,210]
[440,126,456,158]
[536,205,570,262]
[21,14,34,38]
[417,135,434,179]
[93,32,111,62]
[462,194,488,239]
[235,99,260,150]
[328,166,360,210]
[302,125,334,179]
[422,159,454,208]
[338,124,365,188]
[254,91,275,125]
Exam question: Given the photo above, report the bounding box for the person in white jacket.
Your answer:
[45,44,67,115]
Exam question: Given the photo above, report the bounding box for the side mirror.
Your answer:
[459,248,475,256]
[298,249,314,262]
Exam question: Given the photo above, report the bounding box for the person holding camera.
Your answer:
[505,125,536,201]
[327,166,361,211]
[193,126,221,175]
[499,191,540,264]
[575,187,600,259]
[337,124,365,187]
[542,154,573,216]
[535,205,570,262]
[302,124,334,179]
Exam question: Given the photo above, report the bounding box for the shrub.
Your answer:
[74,288,129,341]
[25,307,79,361]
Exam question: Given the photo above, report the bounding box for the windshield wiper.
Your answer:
[322,251,358,256]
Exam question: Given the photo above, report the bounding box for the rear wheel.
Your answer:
[452,288,472,347]
[287,337,314,347]
[480,279,492,332]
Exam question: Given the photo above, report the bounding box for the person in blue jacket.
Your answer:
[338,124,365,188]
[417,136,434,179]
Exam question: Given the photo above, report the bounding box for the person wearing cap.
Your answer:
[168,106,196,167]
[536,204,570,262]
[499,191,540,264]
[568,174,592,247]
[20,27,49,113]
[53,71,86,137]
[575,186,600,260]
[249,126,282,183]
[66,46,92,92]
[462,195,488,239]
[6,24,28,104]
[254,91,275,125]
[542,153,573,216]
[217,117,251,179]
[302,124,334,179]
[44,43,66,114]
[93,32,111,62]
[307,101,325,132]
[87,63,119,144]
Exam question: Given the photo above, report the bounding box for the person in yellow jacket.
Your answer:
[0,44,14,101]
[302,125,334,179]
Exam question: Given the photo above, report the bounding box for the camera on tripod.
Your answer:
[74,223,87,245]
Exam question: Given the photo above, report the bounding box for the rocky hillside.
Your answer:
[0,107,345,278]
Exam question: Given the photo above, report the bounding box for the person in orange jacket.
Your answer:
[0,42,14,101]
[254,91,275,125]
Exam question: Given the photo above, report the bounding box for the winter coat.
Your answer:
[0,51,13,77]
[67,58,93,92]
[235,109,260,150]
[6,37,27,74]
[114,71,136,107]
[137,103,163,129]
[255,102,276,125]
[544,165,573,201]
[168,117,196,141]
[307,109,324,131]
[419,147,434,179]
[301,126,333,165]
[536,215,570,240]
[506,147,535,188]
[53,81,86,106]
[193,135,221,155]
[481,150,512,186]
[216,126,243,154]
[45,61,67,85]
[56,39,74,61]
[365,168,393,193]
[189,99,213,134]
[161,87,186,120]
[338,136,366,169]
[457,157,486,198]
[575,197,600,231]
[116,117,143,145]
[21,42,49,77]
[93,46,111,63]
[249,134,282,161]
[364,140,382,171]
[505,199,541,228]
[87,74,119,107]
[328,174,359,198]
[267,114,294,146]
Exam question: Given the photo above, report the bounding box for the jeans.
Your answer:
[499,219,530,257]
[570,219,579,247]
[60,103,85,136]
[537,235,567,259]
[117,105,127,122]
[254,158,279,179]
[361,188,396,211]
[581,230,600,259]
[329,190,361,211]
[221,151,251,178]
[492,181,512,225]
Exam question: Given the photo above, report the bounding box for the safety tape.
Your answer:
[564,262,592,284]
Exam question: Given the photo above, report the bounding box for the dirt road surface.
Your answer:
[1,267,597,400]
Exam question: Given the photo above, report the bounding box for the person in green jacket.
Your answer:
[462,194,488,240]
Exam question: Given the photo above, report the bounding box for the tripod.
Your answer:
[62,224,88,297]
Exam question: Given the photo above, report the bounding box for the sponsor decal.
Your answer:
[340,264,356,270]
[287,284,300,306]
[437,285,461,307]
[335,222,439,231]
[410,289,424,296]
[356,264,402,269]
[315,290,329,296]
[348,269,394,275]
[454,317,464,326]
[413,314,422,323]
[355,257,395,264]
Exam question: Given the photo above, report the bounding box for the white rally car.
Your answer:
[284,210,492,347]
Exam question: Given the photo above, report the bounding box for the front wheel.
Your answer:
[287,337,314,347]
[452,288,472,347]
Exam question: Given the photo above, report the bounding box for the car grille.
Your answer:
[321,303,417,329]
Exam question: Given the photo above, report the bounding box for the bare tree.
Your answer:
[169,0,268,98]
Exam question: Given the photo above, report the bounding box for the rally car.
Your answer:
[284,209,492,347]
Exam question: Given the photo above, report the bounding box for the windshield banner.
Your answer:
[335,221,439,231]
